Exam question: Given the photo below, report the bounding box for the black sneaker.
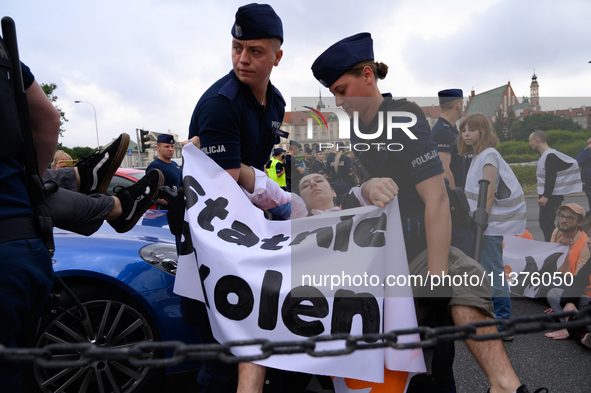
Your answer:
[109,169,164,233]
[77,133,130,194]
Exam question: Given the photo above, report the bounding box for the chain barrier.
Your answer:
[2,306,589,369]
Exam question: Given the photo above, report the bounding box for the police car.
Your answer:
[22,210,200,393]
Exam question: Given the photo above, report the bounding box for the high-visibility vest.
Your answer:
[536,148,582,195]
[465,147,526,236]
[267,158,286,187]
[555,230,589,276]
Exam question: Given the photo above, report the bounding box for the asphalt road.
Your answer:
[161,193,591,393]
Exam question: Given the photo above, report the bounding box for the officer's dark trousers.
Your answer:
[539,195,564,242]
[0,238,54,393]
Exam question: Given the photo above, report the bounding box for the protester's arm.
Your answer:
[416,173,451,276]
[482,164,497,216]
[26,79,60,177]
[543,154,559,198]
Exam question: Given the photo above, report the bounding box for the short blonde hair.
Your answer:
[457,113,498,156]
[51,150,72,169]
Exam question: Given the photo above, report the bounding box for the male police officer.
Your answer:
[432,89,473,256]
[186,4,285,392]
[267,147,286,188]
[146,133,182,208]
[0,47,59,392]
[285,140,305,192]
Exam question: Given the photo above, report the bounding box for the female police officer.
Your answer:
[310,33,533,393]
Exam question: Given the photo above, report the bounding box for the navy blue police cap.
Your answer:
[290,140,301,148]
[438,89,463,105]
[232,3,283,44]
[273,148,284,156]
[311,32,374,88]
[157,134,175,144]
[304,146,313,154]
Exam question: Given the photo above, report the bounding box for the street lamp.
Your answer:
[74,100,100,148]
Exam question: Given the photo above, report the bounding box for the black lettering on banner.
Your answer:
[334,216,354,252]
[290,227,333,249]
[282,286,329,337]
[258,270,283,330]
[183,175,206,209]
[179,221,195,256]
[214,275,254,321]
[198,197,229,232]
[331,289,380,342]
[199,264,211,308]
[260,234,290,250]
[218,220,260,247]
[512,252,562,296]
[353,213,387,248]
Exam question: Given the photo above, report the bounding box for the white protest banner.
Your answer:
[502,236,569,298]
[174,144,425,383]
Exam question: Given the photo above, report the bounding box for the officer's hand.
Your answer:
[269,203,291,220]
[296,166,306,174]
[362,178,398,208]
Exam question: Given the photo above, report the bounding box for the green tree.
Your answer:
[493,109,517,142]
[41,82,68,136]
[510,113,582,141]
[72,146,95,159]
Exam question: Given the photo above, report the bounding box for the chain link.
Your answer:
[2,306,589,369]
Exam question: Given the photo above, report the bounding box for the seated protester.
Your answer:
[327,142,355,205]
[42,133,165,235]
[238,165,397,218]
[310,146,327,178]
[545,216,591,348]
[550,203,589,276]
[266,147,287,189]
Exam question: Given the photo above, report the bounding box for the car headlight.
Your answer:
[139,244,178,275]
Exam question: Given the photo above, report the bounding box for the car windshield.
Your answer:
[129,172,145,180]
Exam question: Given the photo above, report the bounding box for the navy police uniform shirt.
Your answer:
[146,158,182,189]
[0,62,35,220]
[189,70,286,171]
[353,94,443,217]
[431,117,467,188]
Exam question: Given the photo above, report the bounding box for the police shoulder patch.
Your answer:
[218,79,240,101]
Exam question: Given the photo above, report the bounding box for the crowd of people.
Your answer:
[2,3,591,393]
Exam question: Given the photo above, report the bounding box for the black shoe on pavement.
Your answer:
[109,169,164,233]
[77,133,130,195]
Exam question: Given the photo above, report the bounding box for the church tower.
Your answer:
[316,89,326,111]
[530,71,540,110]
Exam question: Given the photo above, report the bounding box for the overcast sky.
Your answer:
[4,0,591,149]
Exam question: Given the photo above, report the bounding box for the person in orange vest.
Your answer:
[545,213,591,347]
[538,203,590,299]
[550,203,589,276]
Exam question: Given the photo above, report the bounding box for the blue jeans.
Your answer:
[479,235,511,320]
